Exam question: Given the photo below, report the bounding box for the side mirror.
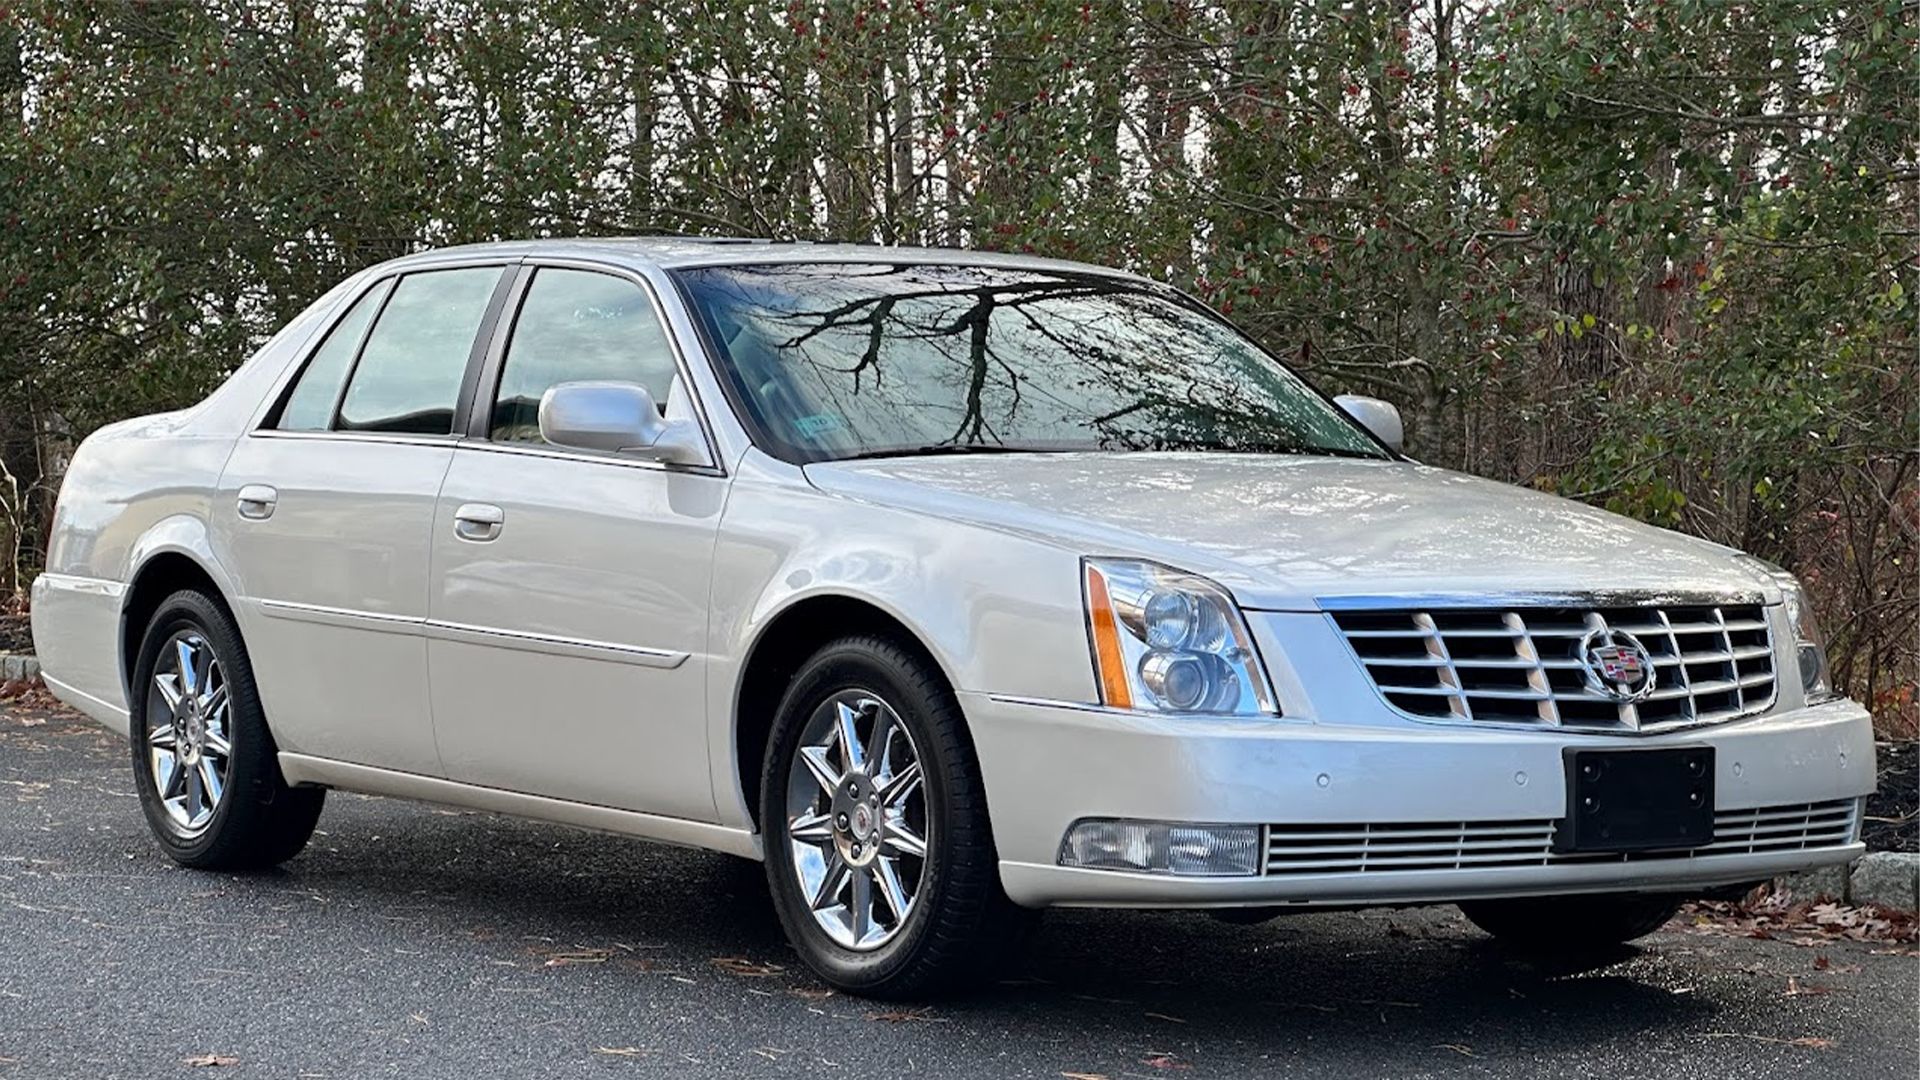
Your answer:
[538,381,708,466]
[1333,394,1404,453]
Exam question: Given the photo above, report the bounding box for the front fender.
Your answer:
[703,452,1098,830]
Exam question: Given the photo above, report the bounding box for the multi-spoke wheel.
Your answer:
[762,635,1032,997]
[145,630,234,835]
[784,690,929,950]
[129,588,323,869]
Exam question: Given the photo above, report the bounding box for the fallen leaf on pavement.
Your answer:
[1141,1053,1191,1070]
[1143,1011,1186,1024]
[1061,1072,1110,1080]
[1685,894,1917,946]
[594,1046,653,1057]
[543,947,612,967]
[866,1007,946,1023]
[710,956,784,977]
[1435,1044,1475,1057]
[1783,976,1834,997]
[1704,1032,1835,1050]
[183,1055,240,1068]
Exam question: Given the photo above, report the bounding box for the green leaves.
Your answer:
[0,0,1910,723]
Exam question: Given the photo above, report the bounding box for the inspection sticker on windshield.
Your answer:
[793,413,845,439]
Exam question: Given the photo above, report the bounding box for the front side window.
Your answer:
[673,262,1387,464]
[336,267,502,435]
[490,268,677,444]
[274,280,390,431]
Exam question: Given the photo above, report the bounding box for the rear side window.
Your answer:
[274,280,389,431]
[489,268,677,444]
[337,267,502,435]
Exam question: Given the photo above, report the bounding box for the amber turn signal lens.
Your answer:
[1083,564,1134,710]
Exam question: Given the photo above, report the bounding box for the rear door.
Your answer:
[214,264,512,774]
[425,261,727,821]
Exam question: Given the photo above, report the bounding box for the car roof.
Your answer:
[376,237,1159,283]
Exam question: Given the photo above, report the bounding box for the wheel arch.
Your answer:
[119,520,243,706]
[730,592,960,832]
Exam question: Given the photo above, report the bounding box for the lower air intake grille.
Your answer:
[1262,799,1860,876]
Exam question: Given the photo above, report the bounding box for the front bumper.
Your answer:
[964,692,1875,908]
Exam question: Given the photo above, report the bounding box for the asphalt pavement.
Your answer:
[2,701,1915,1079]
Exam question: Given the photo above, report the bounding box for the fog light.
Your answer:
[1058,820,1261,877]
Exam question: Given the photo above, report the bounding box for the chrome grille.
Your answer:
[1263,799,1860,875]
[1331,602,1777,732]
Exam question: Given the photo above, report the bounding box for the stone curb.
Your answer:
[1777,851,1919,912]
[0,652,39,682]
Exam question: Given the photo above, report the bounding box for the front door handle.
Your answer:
[452,502,505,542]
[236,484,278,520]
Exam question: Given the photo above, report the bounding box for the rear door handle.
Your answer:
[236,484,278,520]
[452,502,505,542]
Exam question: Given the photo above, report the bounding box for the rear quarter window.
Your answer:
[272,279,391,431]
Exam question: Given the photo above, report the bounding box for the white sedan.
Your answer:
[32,240,1874,996]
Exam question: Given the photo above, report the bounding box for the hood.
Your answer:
[802,453,1772,611]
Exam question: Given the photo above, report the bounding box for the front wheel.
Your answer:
[761,635,1029,997]
[129,588,324,870]
[1459,893,1684,951]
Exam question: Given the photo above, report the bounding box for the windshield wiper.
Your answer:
[835,443,1059,462]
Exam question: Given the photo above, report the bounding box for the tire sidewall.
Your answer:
[761,640,960,989]
[128,590,271,862]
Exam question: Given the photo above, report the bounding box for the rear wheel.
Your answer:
[129,588,323,870]
[761,635,1030,997]
[1459,893,1683,951]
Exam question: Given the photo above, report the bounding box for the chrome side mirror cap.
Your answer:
[1333,394,1404,453]
[538,381,708,466]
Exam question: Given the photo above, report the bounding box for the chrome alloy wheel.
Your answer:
[144,630,233,835]
[784,689,930,951]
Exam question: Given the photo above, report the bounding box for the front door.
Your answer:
[214,265,508,775]
[425,264,726,822]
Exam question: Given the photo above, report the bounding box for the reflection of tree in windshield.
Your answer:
[676,263,1384,464]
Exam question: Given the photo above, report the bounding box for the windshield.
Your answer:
[672,262,1388,464]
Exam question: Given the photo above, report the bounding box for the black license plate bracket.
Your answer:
[1555,747,1715,854]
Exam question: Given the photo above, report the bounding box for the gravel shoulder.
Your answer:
[1,701,1915,1079]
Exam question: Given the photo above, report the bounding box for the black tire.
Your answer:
[760,634,1032,997]
[1459,893,1683,951]
[128,588,323,870]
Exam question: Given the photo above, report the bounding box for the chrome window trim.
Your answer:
[246,257,522,435]
[247,429,460,449]
[450,437,726,479]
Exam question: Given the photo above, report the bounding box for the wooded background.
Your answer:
[0,1,1913,735]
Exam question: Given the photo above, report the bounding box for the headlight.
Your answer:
[1736,556,1834,702]
[1082,558,1277,715]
